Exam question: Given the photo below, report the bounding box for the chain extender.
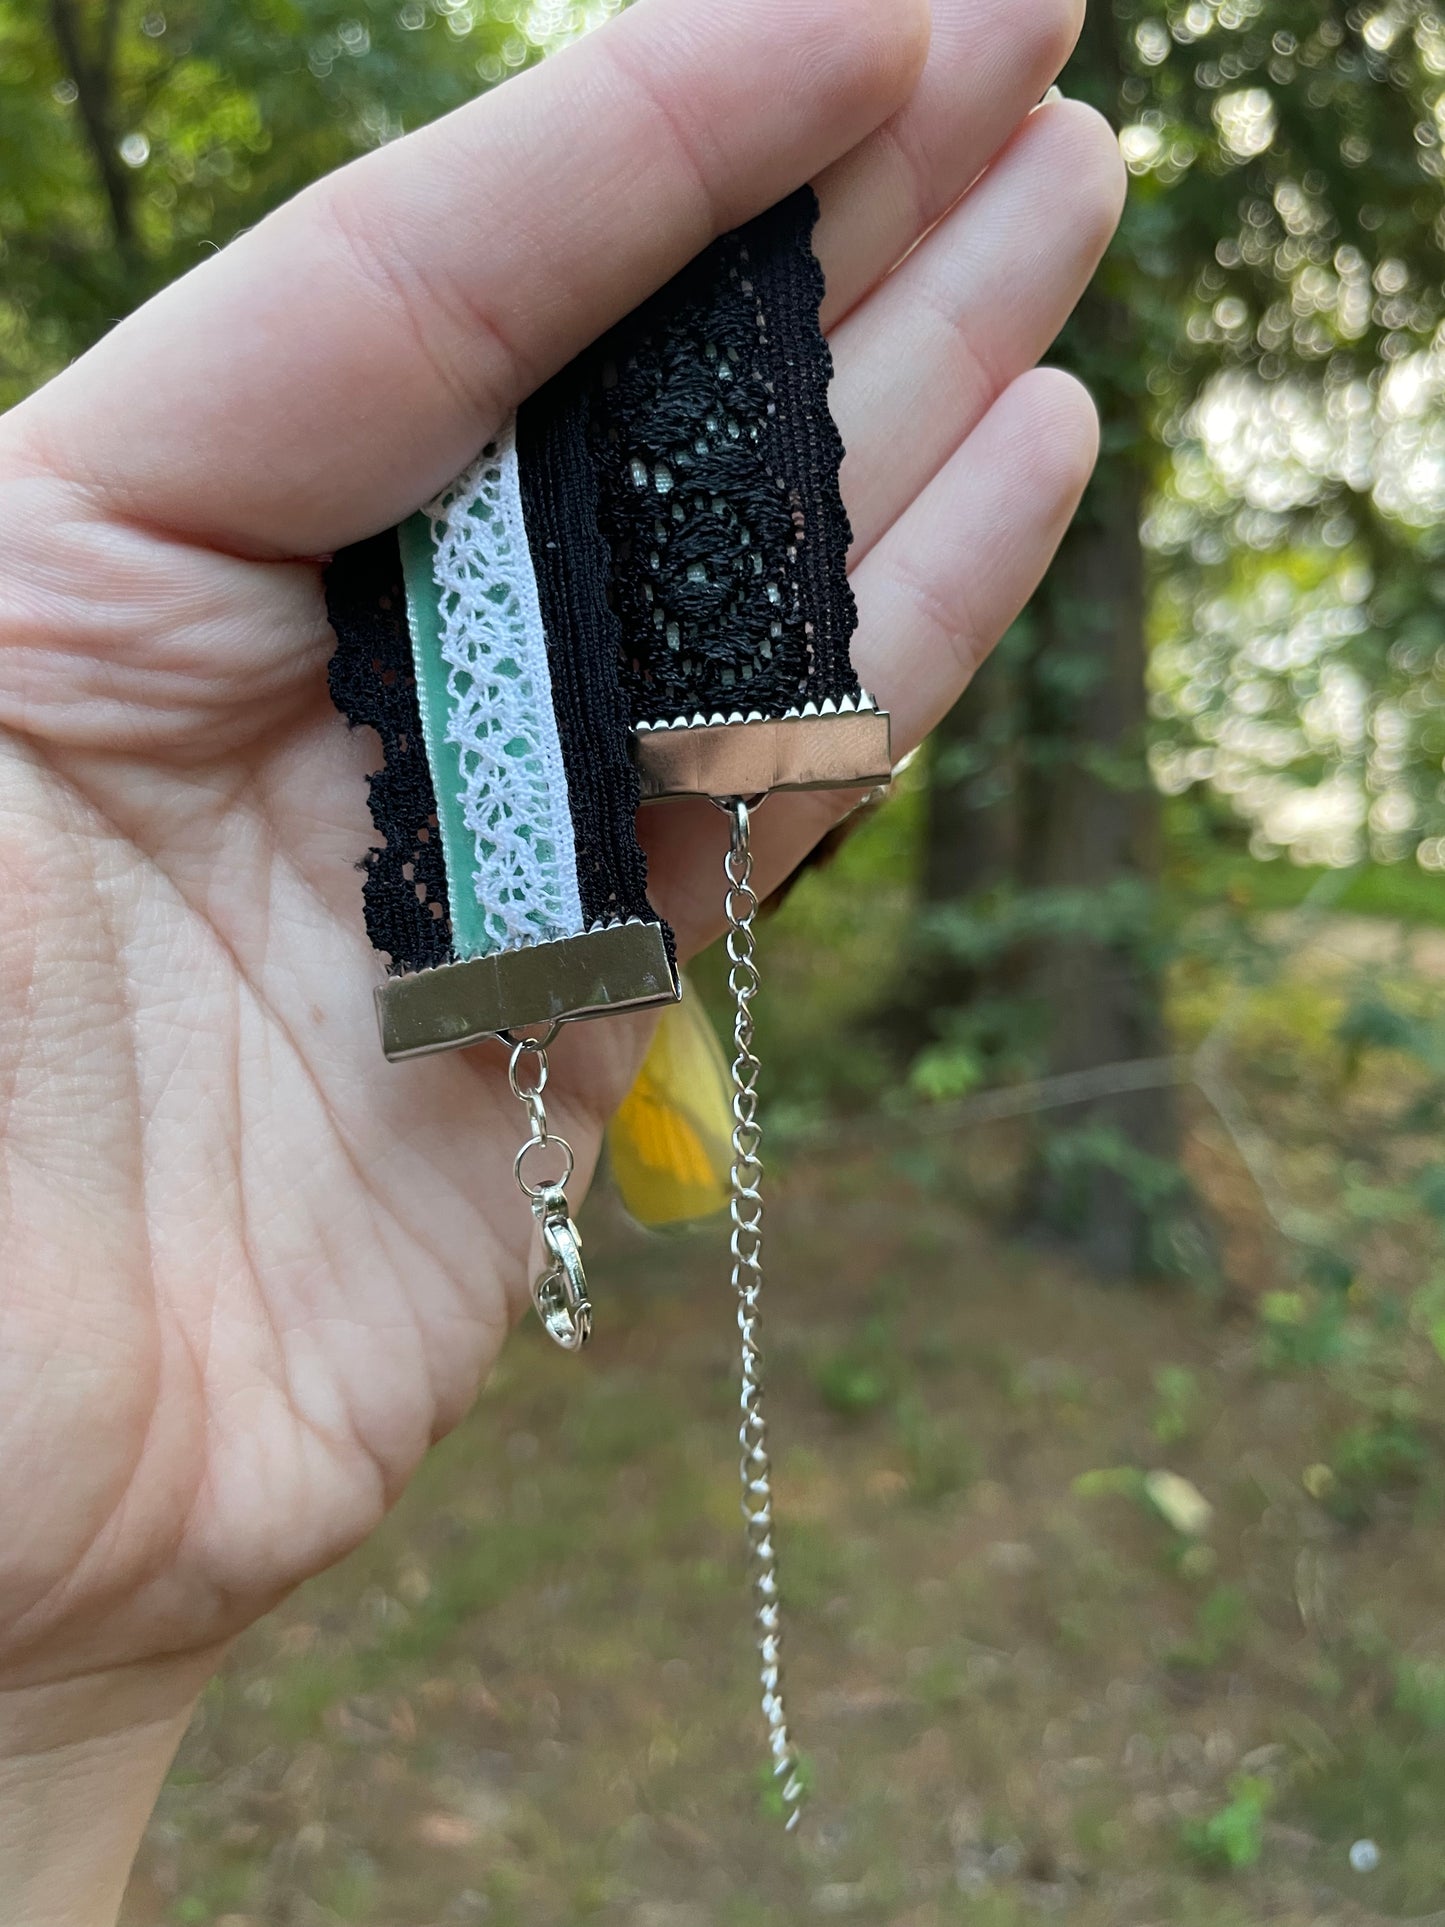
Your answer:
[720,797,806,1830]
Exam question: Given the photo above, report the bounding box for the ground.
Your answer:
[119,1120,1445,1927]
[116,806,1445,1926]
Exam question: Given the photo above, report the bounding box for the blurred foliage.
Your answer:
[1084,0,1445,828]
[1181,1774,1272,1872]
[912,0,1445,1272]
[1117,0,1443,852]
[0,0,611,406]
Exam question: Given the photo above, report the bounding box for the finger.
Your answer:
[830,99,1125,561]
[643,367,1100,953]
[5,0,929,557]
[814,0,1085,328]
[850,366,1099,743]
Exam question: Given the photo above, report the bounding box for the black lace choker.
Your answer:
[325,189,883,989]
[326,185,895,1827]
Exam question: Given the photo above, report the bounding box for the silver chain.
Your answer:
[721,797,805,1831]
[506,1031,591,1353]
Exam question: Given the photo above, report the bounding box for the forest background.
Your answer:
[6,2,1445,1923]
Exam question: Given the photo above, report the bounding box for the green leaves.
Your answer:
[1182,1774,1273,1873]
[0,0,547,407]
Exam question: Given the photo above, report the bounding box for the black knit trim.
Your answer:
[324,531,454,975]
[585,185,860,724]
[514,373,664,939]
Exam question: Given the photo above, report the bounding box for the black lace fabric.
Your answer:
[586,185,860,725]
[325,187,852,973]
[516,371,665,942]
[325,530,454,975]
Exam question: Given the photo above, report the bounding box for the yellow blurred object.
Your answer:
[607,986,733,1227]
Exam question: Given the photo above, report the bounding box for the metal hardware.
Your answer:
[531,1184,590,1352]
[635,704,892,802]
[719,795,805,1829]
[508,1033,591,1352]
[376,919,680,1062]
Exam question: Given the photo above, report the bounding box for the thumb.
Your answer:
[6,0,928,559]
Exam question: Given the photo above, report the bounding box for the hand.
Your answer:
[0,0,1123,1915]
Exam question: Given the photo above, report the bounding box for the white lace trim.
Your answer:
[425,423,584,953]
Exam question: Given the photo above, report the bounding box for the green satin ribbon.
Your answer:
[397,510,497,961]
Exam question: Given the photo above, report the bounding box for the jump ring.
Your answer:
[508,1042,550,1104]
[514,1133,576,1199]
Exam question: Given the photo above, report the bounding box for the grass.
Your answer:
[117,1138,1445,1926]
[1176,846,1445,929]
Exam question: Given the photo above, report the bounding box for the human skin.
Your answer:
[0,0,1124,1918]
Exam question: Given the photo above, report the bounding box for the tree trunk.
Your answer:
[904,0,1213,1281]
[48,0,137,261]
[879,638,1023,1063]
[1014,412,1187,1278]
[921,639,1020,907]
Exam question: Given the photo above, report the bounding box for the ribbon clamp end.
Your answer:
[634,702,893,803]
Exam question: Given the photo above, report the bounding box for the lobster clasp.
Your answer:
[530,1182,591,1352]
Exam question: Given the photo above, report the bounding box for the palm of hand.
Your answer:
[0,513,609,1683]
[0,0,1122,1699]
